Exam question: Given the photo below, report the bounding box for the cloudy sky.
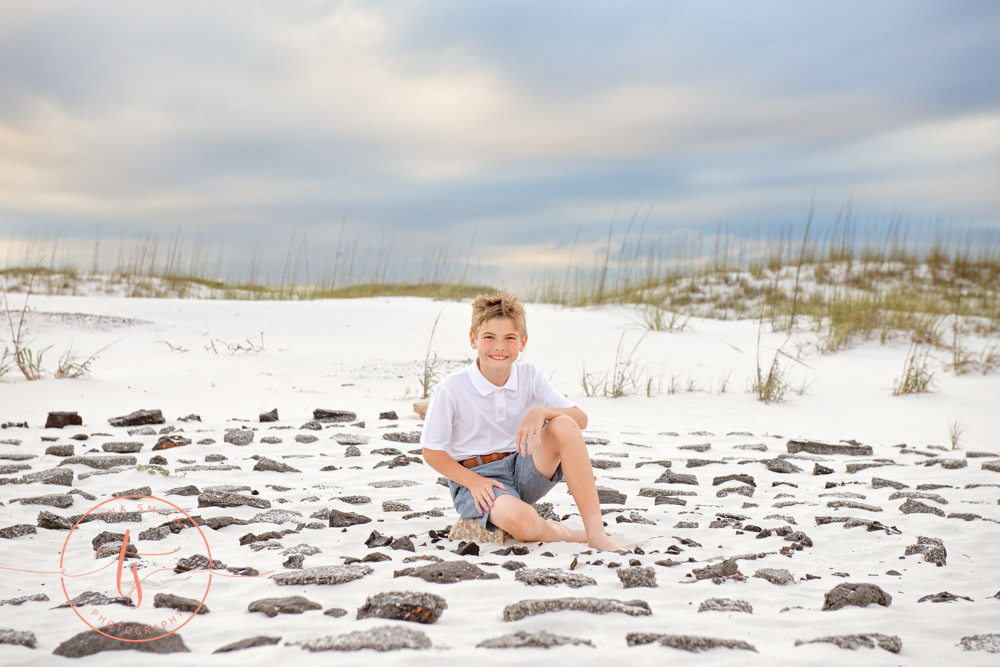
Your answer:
[1,1,998,286]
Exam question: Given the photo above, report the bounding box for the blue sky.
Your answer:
[1,1,998,286]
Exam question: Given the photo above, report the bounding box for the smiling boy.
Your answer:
[421,293,621,551]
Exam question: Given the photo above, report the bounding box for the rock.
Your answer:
[260,437,282,444]
[515,568,597,588]
[382,501,412,512]
[717,485,754,498]
[101,442,143,453]
[368,480,419,488]
[391,536,415,552]
[504,598,651,621]
[198,491,270,509]
[328,509,373,527]
[313,409,357,423]
[904,536,947,566]
[213,636,281,653]
[167,485,200,496]
[899,498,945,517]
[617,566,657,588]
[813,463,834,475]
[0,593,48,606]
[382,431,422,444]
[272,565,373,586]
[982,461,1000,473]
[655,471,698,485]
[822,583,892,610]
[698,598,753,613]
[413,400,429,420]
[787,440,872,456]
[0,628,37,648]
[112,486,151,498]
[626,633,757,652]
[15,494,73,509]
[959,634,1000,653]
[20,468,73,486]
[153,593,209,614]
[249,595,322,617]
[379,411,398,420]
[58,455,136,469]
[54,591,133,609]
[754,568,794,585]
[395,561,500,584]
[260,409,279,422]
[0,524,37,539]
[224,430,254,446]
[251,509,304,524]
[889,490,948,505]
[174,554,225,573]
[344,446,361,457]
[108,410,165,428]
[765,459,803,474]
[148,455,168,465]
[53,623,188,656]
[795,633,901,653]
[46,412,82,429]
[713,474,755,486]
[297,625,431,652]
[324,608,348,617]
[827,500,882,512]
[448,518,510,544]
[597,487,626,504]
[253,458,301,473]
[152,436,190,450]
[204,454,226,463]
[590,459,621,469]
[334,433,369,445]
[919,591,973,603]
[692,559,740,581]
[478,630,594,649]
[872,477,908,490]
[295,434,319,444]
[356,591,447,624]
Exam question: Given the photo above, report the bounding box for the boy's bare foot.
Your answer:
[547,520,588,543]
[587,534,623,552]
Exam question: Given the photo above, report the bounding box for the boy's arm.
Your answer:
[516,405,587,453]
[423,447,507,515]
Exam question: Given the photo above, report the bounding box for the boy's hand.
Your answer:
[468,474,507,515]
[516,408,547,456]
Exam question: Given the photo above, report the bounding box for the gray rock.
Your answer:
[167,485,200,496]
[250,509,304,524]
[795,633,901,653]
[686,458,724,468]
[822,583,892,610]
[904,536,947,566]
[0,629,37,648]
[899,498,945,517]
[15,493,73,509]
[153,593,209,614]
[382,501,412,512]
[597,487,626,504]
[21,468,74,485]
[787,440,872,456]
[0,593,48,606]
[626,633,757,652]
[45,445,75,457]
[889,490,948,505]
[590,459,621,469]
[982,461,1000,473]
[58,455,136,469]
[826,500,883,512]
[198,491,270,509]
[717,485,755,498]
[260,437,282,444]
[139,526,171,541]
[478,630,594,649]
[213,636,281,653]
[959,634,1000,653]
[382,431,422,444]
[152,435,190,450]
[253,457,301,473]
[224,430,254,446]
[272,565,373,586]
[328,509,372,527]
[395,561,501,584]
[313,409,357,423]
[713,474,755,487]
[344,446,361,457]
[655,471,698,485]
[108,410,165,427]
[112,486,151,498]
[204,454,227,463]
[515,568,597,588]
[54,591,133,609]
[260,409,279,422]
[919,591,973,603]
[765,459,803,474]
[872,477,908,490]
[53,623,188,656]
[249,595,322,617]
[368,480,419,488]
[617,566,657,588]
[692,559,740,581]
[754,568,794,585]
[698,598,753,613]
[334,433,369,445]
[295,434,319,444]
[297,625,430,652]
[813,463,834,475]
[504,597,651,621]
[356,591,447,624]
[174,554,225,573]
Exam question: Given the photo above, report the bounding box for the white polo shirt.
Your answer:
[421,360,575,460]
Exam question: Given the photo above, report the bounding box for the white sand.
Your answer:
[1,294,999,665]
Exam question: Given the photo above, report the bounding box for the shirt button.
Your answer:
[498,409,504,414]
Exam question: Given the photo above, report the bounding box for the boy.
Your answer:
[421,293,622,552]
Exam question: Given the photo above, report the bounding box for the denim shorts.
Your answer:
[449,452,564,532]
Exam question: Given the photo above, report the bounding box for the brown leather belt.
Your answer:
[460,452,513,468]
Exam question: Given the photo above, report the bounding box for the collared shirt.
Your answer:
[420,360,575,460]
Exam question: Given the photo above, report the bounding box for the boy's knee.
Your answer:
[546,414,580,436]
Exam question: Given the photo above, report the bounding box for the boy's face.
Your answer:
[470,317,527,378]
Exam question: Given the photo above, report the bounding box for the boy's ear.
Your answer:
[469,330,477,349]
[520,334,528,350]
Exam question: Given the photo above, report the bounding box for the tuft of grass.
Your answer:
[420,309,444,399]
[751,354,789,403]
[136,464,170,477]
[893,343,935,395]
[948,419,965,450]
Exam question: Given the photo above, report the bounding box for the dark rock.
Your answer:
[295,434,319,444]
[356,591,447,624]
[167,485,200,496]
[787,440,872,456]
[21,468,74,485]
[58,455,136,469]
[754,568,794,585]
[108,410,165,428]
[54,591,133,609]
[904,536,947,566]
[765,459,803,474]
[152,436,190,451]
[213,636,281,653]
[655,471,698,485]
[919,591,972,603]
[982,461,1000,473]
[283,555,305,568]
[717,485,754,498]
[827,500,882,512]
[153,593,209,614]
[391,536,416,552]
[365,531,393,548]
[204,454,226,463]
[45,444,75,457]
[590,459,621,469]
[324,608,348,617]
[698,598,753,613]
[102,442,143,453]
[692,559,740,581]
[253,457,301,473]
[0,524,36,539]
[361,552,392,563]
[515,568,597,588]
[328,509,373,527]
[53,623,188,656]
[15,494,73,509]
[260,409,279,422]
[0,629,37,648]
[382,501,412,512]
[314,409,357,423]
[174,554,225,573]
[686,458,724,468]
[249,595,321,617]
[626,633,757,652]
[813,463,834,475]
[382,431,422,444]
[478,630,594,649]
[616,510,657,524]
[872,477,907,490]
[395,561,500,584]
[148,455,168,465]
[899,498,945,517]
[889,490,948,505]
[297,625,431,652]
[959,634,1000,653]
[795,633,901,653]
[271,565,373,586]
[822,583,892,610]
[198,491,270,509]
[713,474,755,487]
[112,486,151,498]
[36,511,74,530]
[617,566,657,588]
[224,430,254,446]
[597,487,626,504]
[260,437,282,444]
[503,598,651,621]
[379,411,398,420]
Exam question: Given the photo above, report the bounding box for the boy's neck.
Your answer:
[476,358,511,387]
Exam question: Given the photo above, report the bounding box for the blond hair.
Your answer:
[471,292,526,337]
